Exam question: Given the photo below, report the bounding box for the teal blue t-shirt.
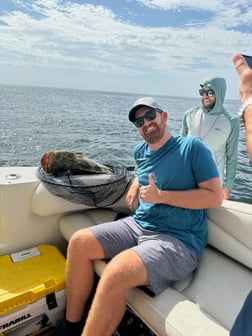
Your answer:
[132,136,220,256]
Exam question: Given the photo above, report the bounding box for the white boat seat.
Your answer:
[32,182,130,216]
[59,201,252,336]
[207,200,252,268]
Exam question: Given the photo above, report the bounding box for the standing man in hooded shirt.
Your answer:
[181,77,240,200]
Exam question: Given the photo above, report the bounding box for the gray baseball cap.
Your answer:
[128,97,163,122]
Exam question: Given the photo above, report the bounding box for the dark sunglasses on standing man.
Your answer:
[133,109,163,128]
[199,89,215,97]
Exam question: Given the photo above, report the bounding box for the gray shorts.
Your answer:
[89,216,199,295]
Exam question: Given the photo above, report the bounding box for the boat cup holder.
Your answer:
[5,173,21,180]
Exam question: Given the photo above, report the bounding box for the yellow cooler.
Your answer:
[0,245,66,336]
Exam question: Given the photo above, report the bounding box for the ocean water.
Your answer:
[1,84,251,204]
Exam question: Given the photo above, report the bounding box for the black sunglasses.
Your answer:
[199,88,215,97]
[133,109,162,128]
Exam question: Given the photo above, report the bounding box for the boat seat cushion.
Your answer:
[32,182,130,216]
[164,300,229,336]
[207,200,252,268]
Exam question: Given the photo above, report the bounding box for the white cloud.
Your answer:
[137,0,251,13]
[0,0,251,98]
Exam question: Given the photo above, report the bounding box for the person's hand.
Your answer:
[140,173,161,204]
[232,54,252,104]
[126,178,139,211]
[232,53,252,161]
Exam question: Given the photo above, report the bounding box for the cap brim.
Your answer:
[128,105,147,122]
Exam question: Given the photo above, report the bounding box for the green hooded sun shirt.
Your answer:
[181,77,240,190]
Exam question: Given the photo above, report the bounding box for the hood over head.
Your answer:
[200,77,226,114]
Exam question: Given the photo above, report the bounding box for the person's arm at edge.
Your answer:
[232,53,252,161]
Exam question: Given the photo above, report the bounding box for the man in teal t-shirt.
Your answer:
[62,97,223,336]
[132,135,218,256]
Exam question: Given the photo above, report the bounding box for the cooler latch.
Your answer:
[46,292,58,310]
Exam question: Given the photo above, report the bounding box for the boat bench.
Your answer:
[32,186,252,336]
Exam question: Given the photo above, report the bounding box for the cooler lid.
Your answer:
[0,245,66,315]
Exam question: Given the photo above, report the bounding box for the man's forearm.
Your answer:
[159,186,223,209]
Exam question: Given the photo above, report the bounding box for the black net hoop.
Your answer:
[36,166,133,207]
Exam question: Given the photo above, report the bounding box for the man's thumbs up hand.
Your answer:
[139,173,161,204]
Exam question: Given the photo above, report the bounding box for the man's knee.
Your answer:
[68,228,93,254]
[68,228,105,260]
[99,265,128,294]
[100,254,146,292]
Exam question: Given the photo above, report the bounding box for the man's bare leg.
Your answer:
[65,228,105,323]
[82,249,149,336]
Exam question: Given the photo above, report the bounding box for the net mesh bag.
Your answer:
[37,166,133,207]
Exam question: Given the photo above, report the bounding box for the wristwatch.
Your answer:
[240,97,252,126]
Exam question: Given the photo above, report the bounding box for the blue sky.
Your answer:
[0,0,252,99]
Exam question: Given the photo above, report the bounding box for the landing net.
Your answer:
[37,166,133,207]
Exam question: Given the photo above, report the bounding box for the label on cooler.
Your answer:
[10,247,41,263]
